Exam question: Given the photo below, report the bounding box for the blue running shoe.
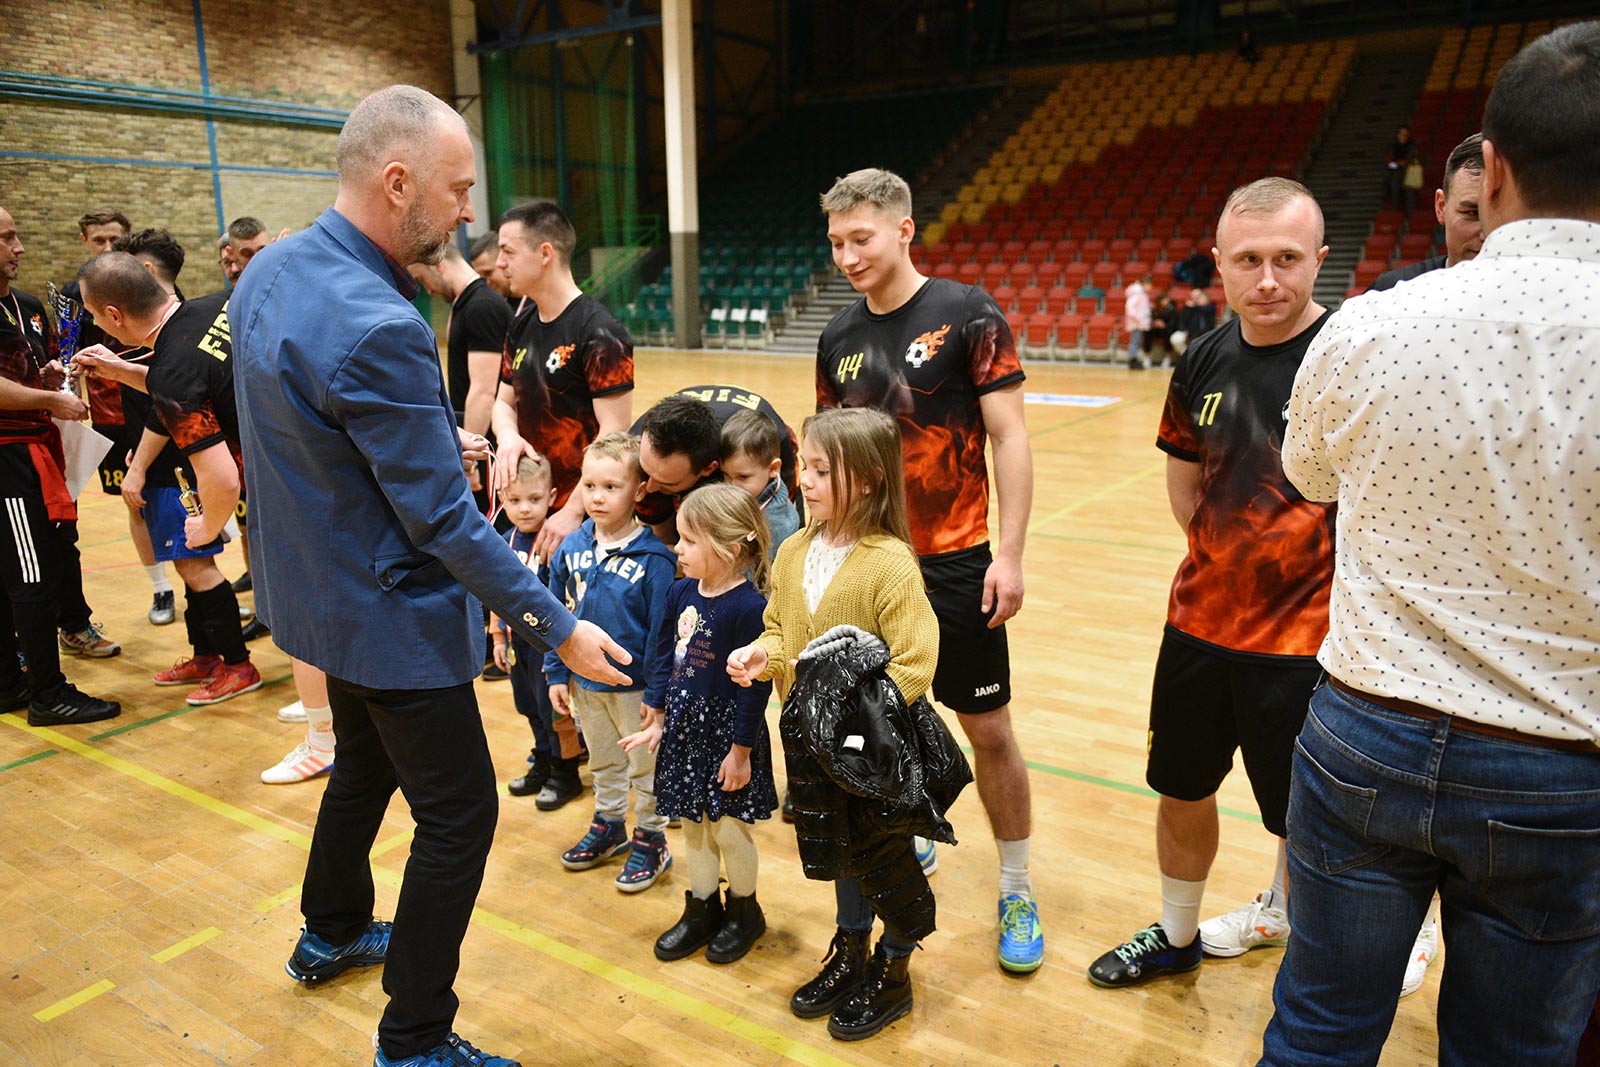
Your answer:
[286,919,392,982]
[1086,922,1202,988]
[374,1032,521,1066]
[615,828,672,892]
[560,814,630,870]
[913,836,938,875]
[998,894,1044,973]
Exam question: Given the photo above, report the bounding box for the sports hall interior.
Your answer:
[2,2,1591,1064]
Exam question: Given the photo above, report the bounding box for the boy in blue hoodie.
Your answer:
[547,432,679,891]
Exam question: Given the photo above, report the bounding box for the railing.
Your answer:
[578,213,662,307]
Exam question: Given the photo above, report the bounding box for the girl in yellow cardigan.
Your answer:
[728,406,940,1042]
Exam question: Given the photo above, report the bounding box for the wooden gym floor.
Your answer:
[0,350,1439,1066]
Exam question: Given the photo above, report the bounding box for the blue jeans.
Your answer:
[835,878,917,957]
[1260,682,1600,1067]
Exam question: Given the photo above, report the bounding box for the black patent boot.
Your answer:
[789,927,869,1018]
[827,942,913,1041]
[654,890,724,961]
[507,749,550,797]
[706,891,766,964]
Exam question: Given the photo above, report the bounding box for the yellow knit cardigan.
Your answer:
[754,525,940,704]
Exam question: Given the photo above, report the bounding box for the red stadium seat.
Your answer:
[1019,286,1046,314]
[1034,261,1063,289]
[1056,313,1087,350]
[1074,295,1100,316]
[1024,313,1054,354]
[992,286,1018,313]
[1104,288,1127,319]
[1364,234,1398,260]
[1085,314,1117,351]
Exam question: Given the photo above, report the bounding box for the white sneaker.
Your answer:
[277,700,307,723]
[1400,917,1438,997]
[1199,892,1290,958]
[260,742,333,784]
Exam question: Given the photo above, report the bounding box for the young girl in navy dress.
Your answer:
[623,483,777,963]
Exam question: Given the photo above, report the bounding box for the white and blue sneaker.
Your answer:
[285,919,391,982]
[374,1032,521,1066]
[999,894,1044,973]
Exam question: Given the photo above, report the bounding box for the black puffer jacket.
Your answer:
[781,626,974,942]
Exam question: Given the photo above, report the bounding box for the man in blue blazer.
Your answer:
[231,85,630,1067]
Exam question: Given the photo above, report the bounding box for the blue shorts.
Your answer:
[142,487,224,562]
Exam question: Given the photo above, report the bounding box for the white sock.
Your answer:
[996,836,1033,897]
[1160,874,1207,948]
[305,704,335,753]
[1263,838,1289,910]
[146,565,172,594]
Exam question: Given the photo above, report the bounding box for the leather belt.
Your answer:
[1329,677,1599,755]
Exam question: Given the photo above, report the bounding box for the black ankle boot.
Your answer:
[508,750,551,797]
[654,890,724,961]
[536,757,584,811]
[826,942,913,1041]
[789,927,869,1019]
[706,890,766,964]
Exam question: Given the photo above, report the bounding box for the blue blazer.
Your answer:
[230,208,576,689]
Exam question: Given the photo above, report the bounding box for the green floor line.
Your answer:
[89,672,295,740]
[0,748,58,772]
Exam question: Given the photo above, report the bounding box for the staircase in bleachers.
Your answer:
[910,40,1355,362]
[1340,18,1573,301]
[621,85,1005,349]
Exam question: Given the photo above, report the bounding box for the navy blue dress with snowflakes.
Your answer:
[643,578,778,823]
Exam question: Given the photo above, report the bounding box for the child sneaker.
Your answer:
[1087,922,1202,988]
[59,622,120,658]
[1400,917,1439,997]
[285,919,392,982]
[615,828,672,893]
[374,1032,521,1067]
[186,660,263,706]
[560,814,629,870]
[155,654,223,686]
[262,741,334,784]
[278,699,308,723]
[148,590,176,625]
[1199,891,1290,958]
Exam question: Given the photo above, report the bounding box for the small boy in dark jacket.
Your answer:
[546,433,678,891]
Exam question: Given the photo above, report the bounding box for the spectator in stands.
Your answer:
[1149,289,1178,366]
[1400,145,1425,215]
[1263,23,1600,1065]
[491,199,634,564]
[1370,132,1484,291]
[1384,124,1413,210]
[1172,287,1218,355]
[1236,30,1260,65]
[469,230,513,300]
[815,167,1042,977]
[1124,273,1152,370]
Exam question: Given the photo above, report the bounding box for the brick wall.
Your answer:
[0,0,452,296]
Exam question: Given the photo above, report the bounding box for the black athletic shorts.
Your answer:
[95,422,134,496]
[920,543,1010,714]
[1145,626,1320,837]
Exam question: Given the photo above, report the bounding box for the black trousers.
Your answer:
[0,442,66,695]
[302,675,499,1058]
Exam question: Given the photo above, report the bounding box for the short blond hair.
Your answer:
[819,168,913,220]
[1218,177,1325,247]
[508,453,552,490]
[584,431,643,479]
[678,483,771,594]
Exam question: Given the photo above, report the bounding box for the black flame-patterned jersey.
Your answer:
[0,287,54,436]
[501,293,634,510]
[816,277,1024,557]
[1156,310,1336,658]
[144,289,242,470]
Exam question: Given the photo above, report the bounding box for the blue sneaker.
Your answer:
[560,814,630,870]
[286,919,392,982]
[913,836,938,875]
[1086,922,1202,988]
[374,1032,521,1066]
[615,828,672,892]
[998,894,1044,973]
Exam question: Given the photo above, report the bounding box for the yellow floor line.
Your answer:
[1025,458,1165,536]
[1,715,858,1067]
[151,927,222,964]
[371,828,413,857]
[33,979,115,1022]
[254,885,302,914]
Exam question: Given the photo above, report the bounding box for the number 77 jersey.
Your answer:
[815,277,1023,558]
[1156,310,1337,658]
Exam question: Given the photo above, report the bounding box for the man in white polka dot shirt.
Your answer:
[1263,21,1600,1067]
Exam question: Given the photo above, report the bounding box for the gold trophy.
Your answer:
[175,468,202,516]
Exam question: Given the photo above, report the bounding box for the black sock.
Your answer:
[188,583,248,665]
[183,586,217,658]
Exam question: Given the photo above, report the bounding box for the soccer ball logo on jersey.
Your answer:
[546,343,576,373]
[904,324,951,368]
